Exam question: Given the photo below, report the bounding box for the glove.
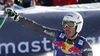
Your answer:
[4,7,19,21]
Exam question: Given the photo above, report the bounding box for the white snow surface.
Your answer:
[0,3,100,15]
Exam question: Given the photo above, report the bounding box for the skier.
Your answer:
[0,0,4,10]
[4,8,93,56]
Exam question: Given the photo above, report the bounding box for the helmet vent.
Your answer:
[67,14,73,17]
[77,16,80,19]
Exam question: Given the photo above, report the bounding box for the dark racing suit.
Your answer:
[17,16,93,56]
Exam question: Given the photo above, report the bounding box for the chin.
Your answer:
[65,35,70,38]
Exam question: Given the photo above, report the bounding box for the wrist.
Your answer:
[11,15,19,21]
[14,15,19,21]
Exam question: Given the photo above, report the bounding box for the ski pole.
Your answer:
[0,8,13,29]
[0,15,8,29]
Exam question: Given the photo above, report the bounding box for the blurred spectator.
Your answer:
[31,0,37,6]
[38,0,53,6]
[79,0,98,4]
[0,0,14,10]
[5,0,14,7]
[97,0,100,2]
[22,0,37,8]
[22,0,31,8]
[15,0,23,6]
[0,0,4,5]
[0,0,4,10]
[15,0,20,4]
[53,0,78,6]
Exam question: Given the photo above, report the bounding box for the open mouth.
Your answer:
[65,31,70,35]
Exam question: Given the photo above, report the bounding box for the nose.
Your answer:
[64,26,70,30]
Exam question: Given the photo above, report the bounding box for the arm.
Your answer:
[17,16,61,41]
[82,41,93,56]
[4,8,61,41]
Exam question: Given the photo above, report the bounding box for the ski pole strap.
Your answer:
[14,15,19,21]
[0,15,8,29]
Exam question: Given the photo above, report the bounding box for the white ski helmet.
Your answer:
[62,12,83,33]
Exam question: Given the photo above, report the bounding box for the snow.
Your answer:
[1,3,100,15]
[92,44,100,56]
[16,3,100,14]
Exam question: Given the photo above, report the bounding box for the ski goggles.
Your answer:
[63,21,81,28]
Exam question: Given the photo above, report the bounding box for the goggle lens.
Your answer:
[63,21,75,28]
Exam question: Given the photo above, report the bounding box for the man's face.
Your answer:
[64,26,76,39]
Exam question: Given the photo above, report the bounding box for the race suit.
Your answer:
[17,16,93,56]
